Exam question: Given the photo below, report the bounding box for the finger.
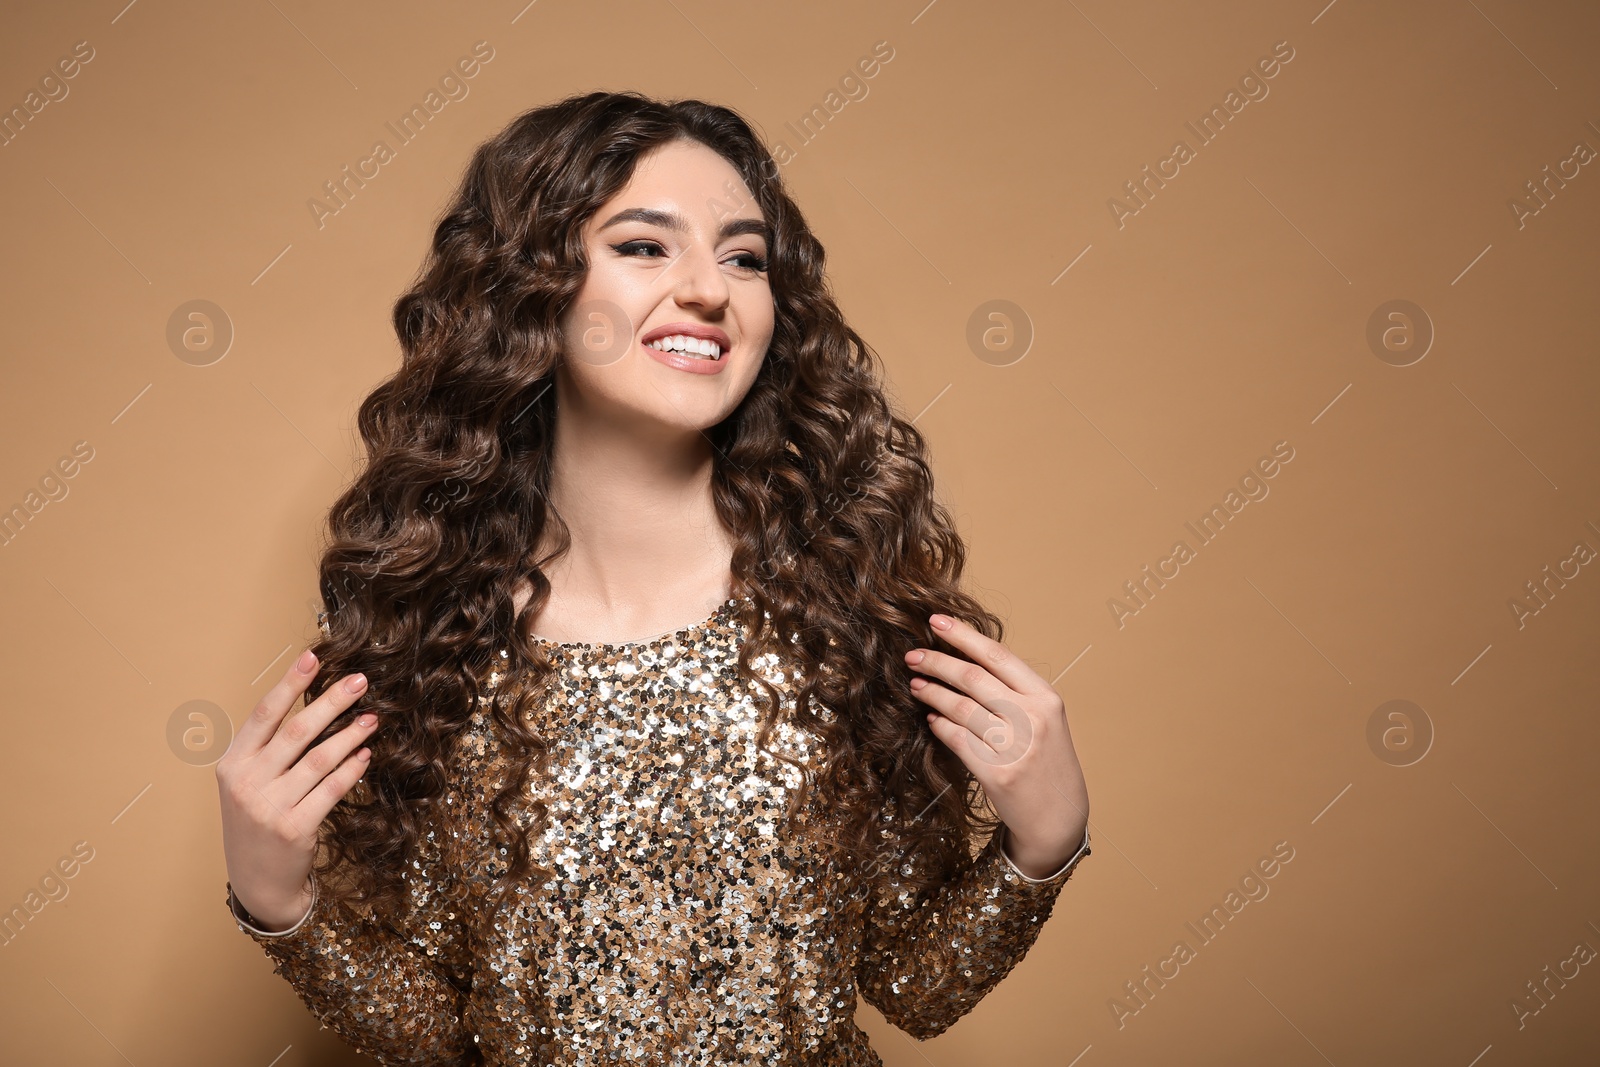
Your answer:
[909,677,1001,737]
[925,710,985,768]
[905,645,1013,710]
[231,648,322,756]
[926,613,1053,696]
[294,745,373,830]
[914,683,1035,768]
[260,669,370,778]
[279,711,380,803]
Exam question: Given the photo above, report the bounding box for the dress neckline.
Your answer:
[528,594,748,651]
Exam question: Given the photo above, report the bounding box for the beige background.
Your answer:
[2,0,1597,1064]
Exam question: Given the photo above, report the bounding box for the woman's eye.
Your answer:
[611,240,767,273]
[612,240,665,258]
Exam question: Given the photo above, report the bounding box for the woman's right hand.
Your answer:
[215,648,379,932]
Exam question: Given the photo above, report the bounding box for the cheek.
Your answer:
[555,351,632,410]
[744,352,768,387]
[584,258,656,308]
[563,298,645,368]
[570,257,651,330]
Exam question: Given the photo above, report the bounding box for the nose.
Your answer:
[666,239,731,311]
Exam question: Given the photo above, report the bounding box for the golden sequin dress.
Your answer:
[227,595,1090,1066]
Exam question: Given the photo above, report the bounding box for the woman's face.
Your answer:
[559,138,774,437]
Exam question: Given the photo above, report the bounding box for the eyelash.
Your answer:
[610,240,769,274]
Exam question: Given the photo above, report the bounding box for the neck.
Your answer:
[538,387,733,613]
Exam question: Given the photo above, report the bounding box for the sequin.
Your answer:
[228,595,1087,1065]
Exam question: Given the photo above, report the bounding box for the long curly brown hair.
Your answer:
[303,90,1008,918]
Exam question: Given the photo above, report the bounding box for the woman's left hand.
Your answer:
[906,612,1090,879]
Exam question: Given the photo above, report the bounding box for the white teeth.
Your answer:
[647,334,723,360]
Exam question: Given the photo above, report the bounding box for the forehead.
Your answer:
[589,140,765,236]
[630,138,747,190]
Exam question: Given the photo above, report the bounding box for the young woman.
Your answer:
[215,90,1091,1065]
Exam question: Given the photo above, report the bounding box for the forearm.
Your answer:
[228,879,478,1066]
[855,827,1089,1040]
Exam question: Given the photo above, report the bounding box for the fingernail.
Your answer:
[357,713,377,727]
[345,673,367,692]
[905,650,926,664]
[296,649,317,672]
[930,614,952,630]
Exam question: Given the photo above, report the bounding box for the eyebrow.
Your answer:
[597,207,770,245]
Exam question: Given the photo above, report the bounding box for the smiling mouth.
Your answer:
[644,335,725,362]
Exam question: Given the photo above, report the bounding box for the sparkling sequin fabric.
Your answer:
[229,595,1087,1066]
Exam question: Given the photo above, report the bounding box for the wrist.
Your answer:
[1001,822,1090,881]
[229,878,315,935]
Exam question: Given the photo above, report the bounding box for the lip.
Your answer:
[639,322,733,376]
[642,338,728,375]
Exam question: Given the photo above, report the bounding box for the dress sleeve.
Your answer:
[225,780,480,1065]
[852,814,1090,1041]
